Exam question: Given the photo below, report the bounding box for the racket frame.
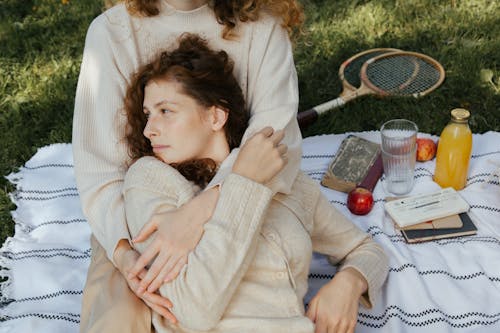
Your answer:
[360,51,446,98]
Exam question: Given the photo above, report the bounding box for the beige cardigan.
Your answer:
[72,2,302,263]
[123,157,388,333]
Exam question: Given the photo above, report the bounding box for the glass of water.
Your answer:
[380,119,418,195]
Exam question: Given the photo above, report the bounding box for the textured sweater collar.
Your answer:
[160,0,211,16]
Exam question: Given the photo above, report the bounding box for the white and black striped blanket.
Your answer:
[1,131,499,333]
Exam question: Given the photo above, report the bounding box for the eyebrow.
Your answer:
[155,99,178,107]
[143,99,179,111]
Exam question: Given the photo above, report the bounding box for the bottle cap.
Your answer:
[450,108,470,123]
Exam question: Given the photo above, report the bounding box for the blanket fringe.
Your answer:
[0,237,15,306]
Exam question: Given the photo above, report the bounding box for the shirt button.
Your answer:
[276,271,286,279]
[267,233,276,241]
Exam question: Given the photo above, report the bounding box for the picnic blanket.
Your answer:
[1,131,499,333]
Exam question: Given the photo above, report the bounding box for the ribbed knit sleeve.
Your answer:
[72,14,131,264]
[311,193,389,308]
[122,157,198,253]
[123,160,274,331]
[208,15,301,195]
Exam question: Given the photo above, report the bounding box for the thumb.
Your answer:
[133,218,158,243]
[306,298,318,322]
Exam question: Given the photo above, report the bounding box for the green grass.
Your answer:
[0,0,499,244]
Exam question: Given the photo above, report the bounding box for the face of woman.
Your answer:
[142,78,221,164]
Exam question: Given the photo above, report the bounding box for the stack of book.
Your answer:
[384,188,477,243]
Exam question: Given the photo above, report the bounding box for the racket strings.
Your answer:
[366,56,441,95]
[344,51,391,88]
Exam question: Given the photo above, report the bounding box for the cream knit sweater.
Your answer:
[124,157,388,333]
[72,2,301,262]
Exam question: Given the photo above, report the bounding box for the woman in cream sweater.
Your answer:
[122,34,388,333]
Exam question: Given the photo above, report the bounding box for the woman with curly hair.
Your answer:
[73,0,306,332]
[122,33,387,333]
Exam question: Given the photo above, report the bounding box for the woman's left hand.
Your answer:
[306,267,368,333]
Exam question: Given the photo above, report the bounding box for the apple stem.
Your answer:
[358,152,384,192]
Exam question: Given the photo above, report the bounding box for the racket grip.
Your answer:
[358,153,384,192]
[297,108,319,130]
[298,97,346,129]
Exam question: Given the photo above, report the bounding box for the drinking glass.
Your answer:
[380,119,418,195]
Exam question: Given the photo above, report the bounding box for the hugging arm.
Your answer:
[209,15,301,194]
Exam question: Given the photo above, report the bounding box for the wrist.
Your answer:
[193,186,219,224]
[337,267,368,296]
[113,239,132,271]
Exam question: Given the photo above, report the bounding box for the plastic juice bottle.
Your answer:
[433,108,472,190]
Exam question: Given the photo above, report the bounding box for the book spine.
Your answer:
[358,153,383,192]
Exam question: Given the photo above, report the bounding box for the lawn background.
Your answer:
[0,0,499,244]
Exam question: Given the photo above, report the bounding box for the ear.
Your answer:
[209,106,228,131]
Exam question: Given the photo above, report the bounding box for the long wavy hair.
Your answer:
[124,34,249,187]
[121,0,304,38]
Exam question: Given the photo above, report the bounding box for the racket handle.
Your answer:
[314,97,346,115]
[297,108,318,129]
[297,97,346,129]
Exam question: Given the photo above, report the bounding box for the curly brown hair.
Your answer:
[122,0,304,38]
[124,34,249,187]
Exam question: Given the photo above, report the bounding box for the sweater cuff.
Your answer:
[210,173,273,238]
[106,226,132,267]
[339,249,388,309]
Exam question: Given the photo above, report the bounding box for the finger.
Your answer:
[139,248,171,292]
[143,296,177,324]
[270,129,285,146]
[280,155,289,168]
[348,321,356,333]
[148,254,181,292]
[315,317,327,333]
[143,290,173,309]
[259,126,274,137]
[336,321,350,333]
[306,299,317,322]
[137,268,148,280]
[128,242,159,279]
[165,257,187,282]
[277,143,288,155]
[133,219,158,243]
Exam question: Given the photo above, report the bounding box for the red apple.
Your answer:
[416,138,437,162]
[347,187,374,215]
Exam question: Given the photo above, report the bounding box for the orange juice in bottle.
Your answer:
[433,108,472,190]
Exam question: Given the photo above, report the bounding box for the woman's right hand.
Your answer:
[232,127,288,184]
[114,240,178,324]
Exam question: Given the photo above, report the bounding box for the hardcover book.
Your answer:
[398,214,463,230]
[321,135,381,193]
[401,212,477,243]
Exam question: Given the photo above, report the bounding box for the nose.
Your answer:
[143,115,159,139]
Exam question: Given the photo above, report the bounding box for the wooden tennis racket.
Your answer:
[297,51,445,129]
